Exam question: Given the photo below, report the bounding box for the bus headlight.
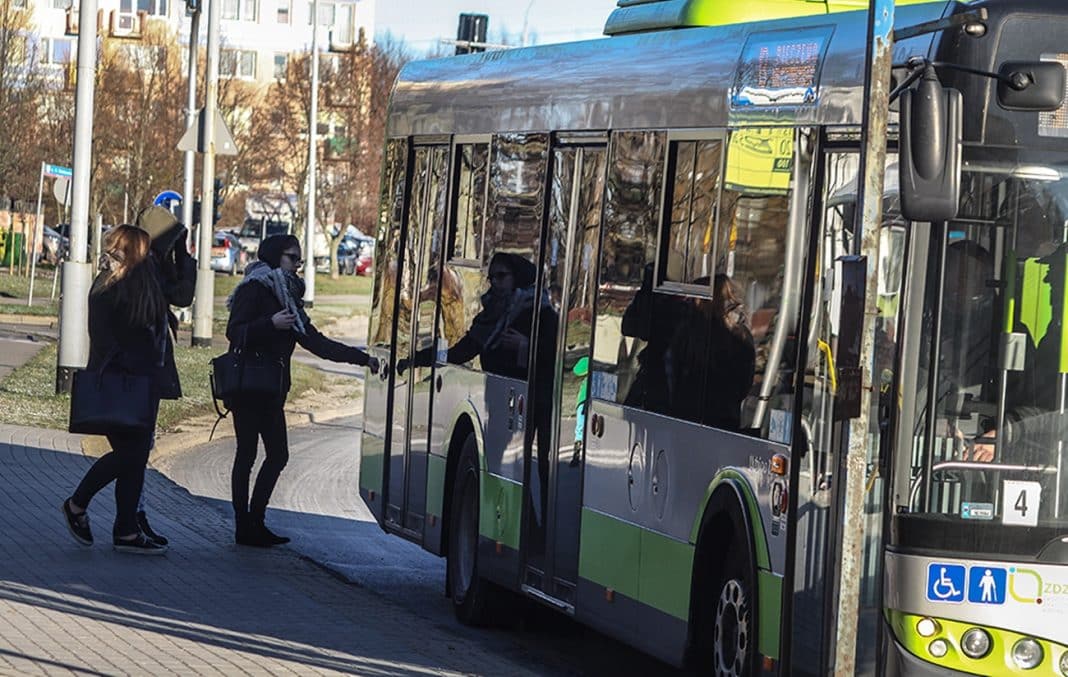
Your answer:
[916,617,939,637]
[1012,638,1044,669]
[1059,650,1068,676]
[929,639,949,658]
[961,628,991,659]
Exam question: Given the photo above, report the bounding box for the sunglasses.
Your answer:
[282,252,304,266]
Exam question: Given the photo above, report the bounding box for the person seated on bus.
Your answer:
[665,274,756,431]
[620,263,687,415]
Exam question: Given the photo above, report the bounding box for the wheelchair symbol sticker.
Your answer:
[927,563,966,603]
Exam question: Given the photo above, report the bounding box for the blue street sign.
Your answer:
[926,563,966,603]
[968,566,1007,605]
[154,190,182,207]
[44,164,72,178]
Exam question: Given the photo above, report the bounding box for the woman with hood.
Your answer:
[225,234,377,547]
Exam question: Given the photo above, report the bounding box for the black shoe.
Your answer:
[136,511,168,546]
[259,523,290,546]
[113,532,167,555]
[62,499,93,546]
[235,517,273,547]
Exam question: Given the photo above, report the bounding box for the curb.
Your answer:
[0,313,58,327]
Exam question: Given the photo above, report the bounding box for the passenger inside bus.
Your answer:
[621,265,755,431]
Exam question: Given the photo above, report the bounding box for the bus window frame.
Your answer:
[654,128,727,298]
[448,133,493,268]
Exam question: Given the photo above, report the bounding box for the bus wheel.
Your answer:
[712,545,754,677]
[447,434,491,625]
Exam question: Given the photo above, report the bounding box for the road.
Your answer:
[154,415,676,676]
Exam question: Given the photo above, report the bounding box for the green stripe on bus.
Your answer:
[426,454,446,523]
[689,470,771,572]
[359,435,383,494]
[479,473,522,551]
[639,527,695,621]
[758,570,783,660]
[1020,259,1052,349]
[579,509,642,600]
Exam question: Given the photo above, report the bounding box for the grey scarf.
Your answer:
[227,261,309,335]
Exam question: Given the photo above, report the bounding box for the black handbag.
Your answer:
[210,349,284,402]
[68,361,156,434]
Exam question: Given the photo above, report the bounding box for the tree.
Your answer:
[0,0,49,202]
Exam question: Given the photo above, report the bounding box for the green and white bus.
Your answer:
[358,0,1068,673]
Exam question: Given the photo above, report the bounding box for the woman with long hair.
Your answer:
[225,234,376,547]
[62,223,195,554]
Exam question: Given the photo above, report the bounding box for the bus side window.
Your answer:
[369,138,408,348]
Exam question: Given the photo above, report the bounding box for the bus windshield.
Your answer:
[901,147,1068,558]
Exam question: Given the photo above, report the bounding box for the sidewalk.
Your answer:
[0,423,540,676]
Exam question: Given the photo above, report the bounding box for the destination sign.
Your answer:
[731,26,832,109]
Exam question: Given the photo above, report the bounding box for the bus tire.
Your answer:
[447,433,492,626]
[711,542,756,677]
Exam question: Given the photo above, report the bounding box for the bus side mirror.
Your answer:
[997,61,1066,111]
[899,68,962,222]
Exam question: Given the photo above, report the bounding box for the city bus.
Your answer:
[358,0,1068,673]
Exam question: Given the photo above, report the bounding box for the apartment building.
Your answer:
[28,0,375,87]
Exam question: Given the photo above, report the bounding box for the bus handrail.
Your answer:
[931,461,1056,474]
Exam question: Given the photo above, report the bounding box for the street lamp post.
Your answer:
[304,0,321,308]
[192,0,221,347]
[55,0,100,393]
[182,3,201,241]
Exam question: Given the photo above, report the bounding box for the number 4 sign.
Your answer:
[1002,480,1041,527]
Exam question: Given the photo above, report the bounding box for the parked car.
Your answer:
[210,231,246,275]
[316,235,374,276]
[40,225,68,264]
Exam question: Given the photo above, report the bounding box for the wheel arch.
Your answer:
[686,474,762,669]
[438,403,485,561]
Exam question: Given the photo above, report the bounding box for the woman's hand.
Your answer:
[272,310,297,330]
[367,356,381,374]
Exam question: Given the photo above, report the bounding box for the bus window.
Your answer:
[902,152,1068,556]
[592,130,665,406]
[369,139,407,348]
[434,132,549,381]
[451,142,489,263]
[660,137,723,288]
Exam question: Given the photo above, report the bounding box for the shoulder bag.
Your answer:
[209,325,284,404]
[69,353,156,434]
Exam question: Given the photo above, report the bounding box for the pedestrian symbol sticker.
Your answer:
[968,566,1007,604]
[927,563,966,603]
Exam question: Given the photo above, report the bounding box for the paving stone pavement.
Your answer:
[0,424,544,676]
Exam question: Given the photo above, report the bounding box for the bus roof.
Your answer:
[603,0,948,36]
[387,3,948,138]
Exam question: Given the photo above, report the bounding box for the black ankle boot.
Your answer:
[258,522,290,545]
[235,515,271,547]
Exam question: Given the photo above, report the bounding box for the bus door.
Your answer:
[386,142,449,535]
[788,149,904,674]
[522,137,607,605]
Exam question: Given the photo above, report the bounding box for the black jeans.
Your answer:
[72,425,156,537]
[230,398,288,522]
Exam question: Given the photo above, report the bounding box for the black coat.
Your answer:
[86,253,196,400]
[225,280,369,395]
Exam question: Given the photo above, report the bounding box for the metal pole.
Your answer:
[92,213,103,274]
[303,0,320,308]
[56,0,99,393]
[28,163,44,306]
[192,0,220,347]
[182,7,201,235]
[833,0,895,672]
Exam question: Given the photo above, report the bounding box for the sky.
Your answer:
[374,0,619,54]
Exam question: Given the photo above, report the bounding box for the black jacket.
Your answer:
[86,253,196,400]
[225,280,369,395]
